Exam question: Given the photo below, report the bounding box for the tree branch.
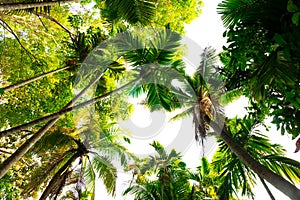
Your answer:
[0,149,12,154]
[34,12,74,40]
[0,18,38,60]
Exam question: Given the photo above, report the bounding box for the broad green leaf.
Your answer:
[287,0,299,12]
[292,12,300,26]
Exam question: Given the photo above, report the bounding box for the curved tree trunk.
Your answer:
[2,66,72,93]
[0,0,79,11]
[209,120,300,200]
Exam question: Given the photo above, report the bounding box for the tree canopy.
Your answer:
[0,0,300,199]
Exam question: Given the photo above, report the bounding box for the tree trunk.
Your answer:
[2,66,72,93]
[0,0,79,11]
[0,77,140,138]
[209,120,300,200]
[0,75,140,179]
[0,69,108,179]
[39,150,82,200]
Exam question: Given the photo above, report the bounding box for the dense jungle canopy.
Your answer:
[0,0,299,199]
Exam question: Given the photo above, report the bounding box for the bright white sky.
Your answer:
[95,0,300,199]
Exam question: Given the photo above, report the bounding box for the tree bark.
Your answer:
[0,75,140,179]
[2,66,72,93]
[0,0,79,11]
[209,120,300,200]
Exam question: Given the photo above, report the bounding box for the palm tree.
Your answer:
[0,28,183,181]
[0,69,136,179]
[123,141,210,200]
[168,46,224,144]
[0,29,109,94]
[136,45,300,198]
[212,117,300,199]
[19,118,132,199]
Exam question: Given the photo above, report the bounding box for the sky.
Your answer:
[95,0,300,199]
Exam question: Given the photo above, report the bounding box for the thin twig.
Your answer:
[0,149,13,154]
[0,18,38,60]
[34,12,74,41]
[37,15,48,32]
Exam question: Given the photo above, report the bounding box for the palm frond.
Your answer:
[219,0,288,31]
[90,155,117,195]
[219,88,244,105]
[196,46,219,77]
[213,117,300,198]
[217,0,264,28]
[28,128,76,154]
[103,0,157,25]
[1,0,52,16]
[169,107,193,121]
[22,150,76,197]
[260,155,300,185]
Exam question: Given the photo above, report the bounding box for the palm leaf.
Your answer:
[89,155,117,195]
[261,155,300,184]
[217,0,265,28]
[169,107,193,121]
[213,117,300,198]
[103,0,157,25]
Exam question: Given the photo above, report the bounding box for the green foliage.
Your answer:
[0,1,144,198]
[154,0,203,33]
[2,0,299,199]
[99,0,157,25]
[123,141,218,200]
[212,117,300,199]
[0,172,19,200]
[218,0,300,138]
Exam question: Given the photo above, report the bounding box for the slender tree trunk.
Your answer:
[0,75,141,179]
[0,77,140,138]
[209,121,300,200]
[2,66,72,93]
[0,69,107,179]
[0,0,79,11]
[259,176,276,200]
